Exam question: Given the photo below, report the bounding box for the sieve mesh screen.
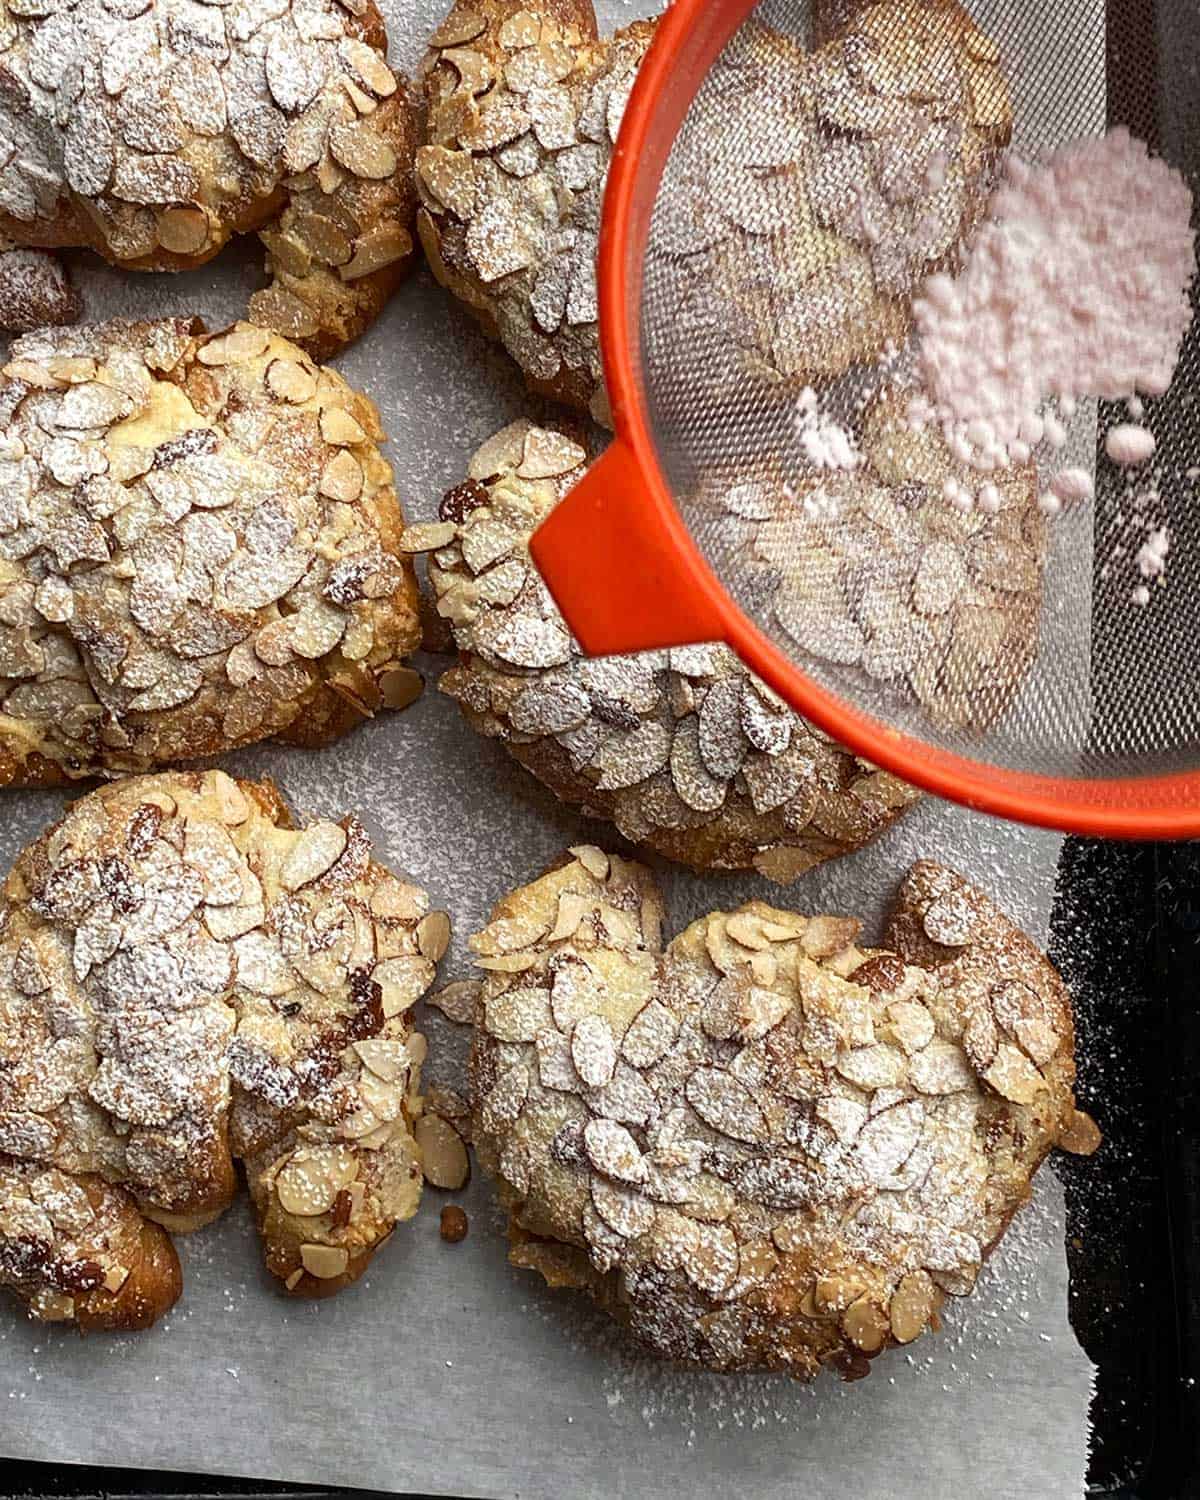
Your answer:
[639,0,1200,783]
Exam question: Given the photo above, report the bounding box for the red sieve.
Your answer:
[529,0,1200,838]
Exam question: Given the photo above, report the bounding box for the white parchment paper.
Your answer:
[0,1,1095,1494]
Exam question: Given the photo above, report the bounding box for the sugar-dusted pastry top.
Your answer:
[409,419,919,883]
[417,0,1010,421]
[468,847,1099,1379]
[0,0,419,357]
[419,0,652,426]
[0,770,449,1329]
[0,317,422,787]
[698,390,1046,732]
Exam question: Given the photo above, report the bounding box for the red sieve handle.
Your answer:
[529,440,729,657]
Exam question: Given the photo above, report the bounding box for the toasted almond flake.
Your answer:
[416,911,451,962]
[685,1221,739,1296]
[338,38,397,97]
[569,845,610,881]
[483,985,552,1042]
[1057,1108,1102,1156]
[399,521,457,553]
[801,916,861,959]
[380,668,424,711]
[431,8,486,46]
[353,1039,410,1082]
[198,326,271,366]
[156,207,210,255]
[299,1243,350,1279]
[415,1113,470,1190]
[571,1012,617,1087]
[887,999,935,1054]
[909,1039,974,1095]
[341,222,413,280]
[276,1146,357,1216]
[329,119,397,179]
[983,1042,1046,1105]
[516,427,585,480]
[475,952,538,974]
[584,1117,646,1185]
[320,408,367,446]
[843,1294,889,1353]
[591,1176,654,1239]
[686,1067,768,1144]
[102,1263,130,1293]
[279,821,347,890]
[889,1270,936,1344]
[319,449,363,503]
[548,892,589,942]
[753,846,826,884]
[922,891,976,947]
[266,358,318,403]
[498,11,540,48]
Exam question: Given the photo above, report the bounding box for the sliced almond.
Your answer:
[842,1294,889,1353]
[102,1263,130,1294]
[380,668,424,711]
[320,407,367,446]
[415,1113,470,1189]
[198,325,271,367]
[416,910,451,962]
[889,1270,936,1344]
[983,1042,1045,1105]
[156,207,209,255]
[431,8,486,46]
[276,1146,358,1216]
[428,979,481,1024]
[571,1013,617,1087]
[280,821,347,890]
[399,521,457,553]
[329,120,397,180]
[299,1243,350,1280]
[319,450,363,503]
[569,845,610,881]
[340,222,414,280]
[267,358,318,404]
[339,37,397,97]
[1057,1107,1102,1156]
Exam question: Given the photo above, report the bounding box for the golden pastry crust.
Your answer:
[0,0,418,358]
[468,847,1098,1379]
[0,769,448,1328]
[418,0,653,426]
[0,1157,181,1332]
[703,390,1045,731]
[409,419,918,884]
[0,317,422,787]
[418,0,1010,421]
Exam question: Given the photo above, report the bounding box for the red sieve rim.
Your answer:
[530,0,1200,839]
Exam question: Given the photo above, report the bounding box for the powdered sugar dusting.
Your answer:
[912,128,1196,471]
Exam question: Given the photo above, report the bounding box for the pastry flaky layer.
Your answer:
[0,770,449,1330]
[0,0,420,355]
[0,317,422,787]
[468,847,1099,1380]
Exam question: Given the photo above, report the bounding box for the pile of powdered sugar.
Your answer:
[910,128,1196,473]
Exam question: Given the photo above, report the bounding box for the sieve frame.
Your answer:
[529,0,1200,839]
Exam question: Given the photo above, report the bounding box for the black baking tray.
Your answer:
[1,835,1197,1499]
